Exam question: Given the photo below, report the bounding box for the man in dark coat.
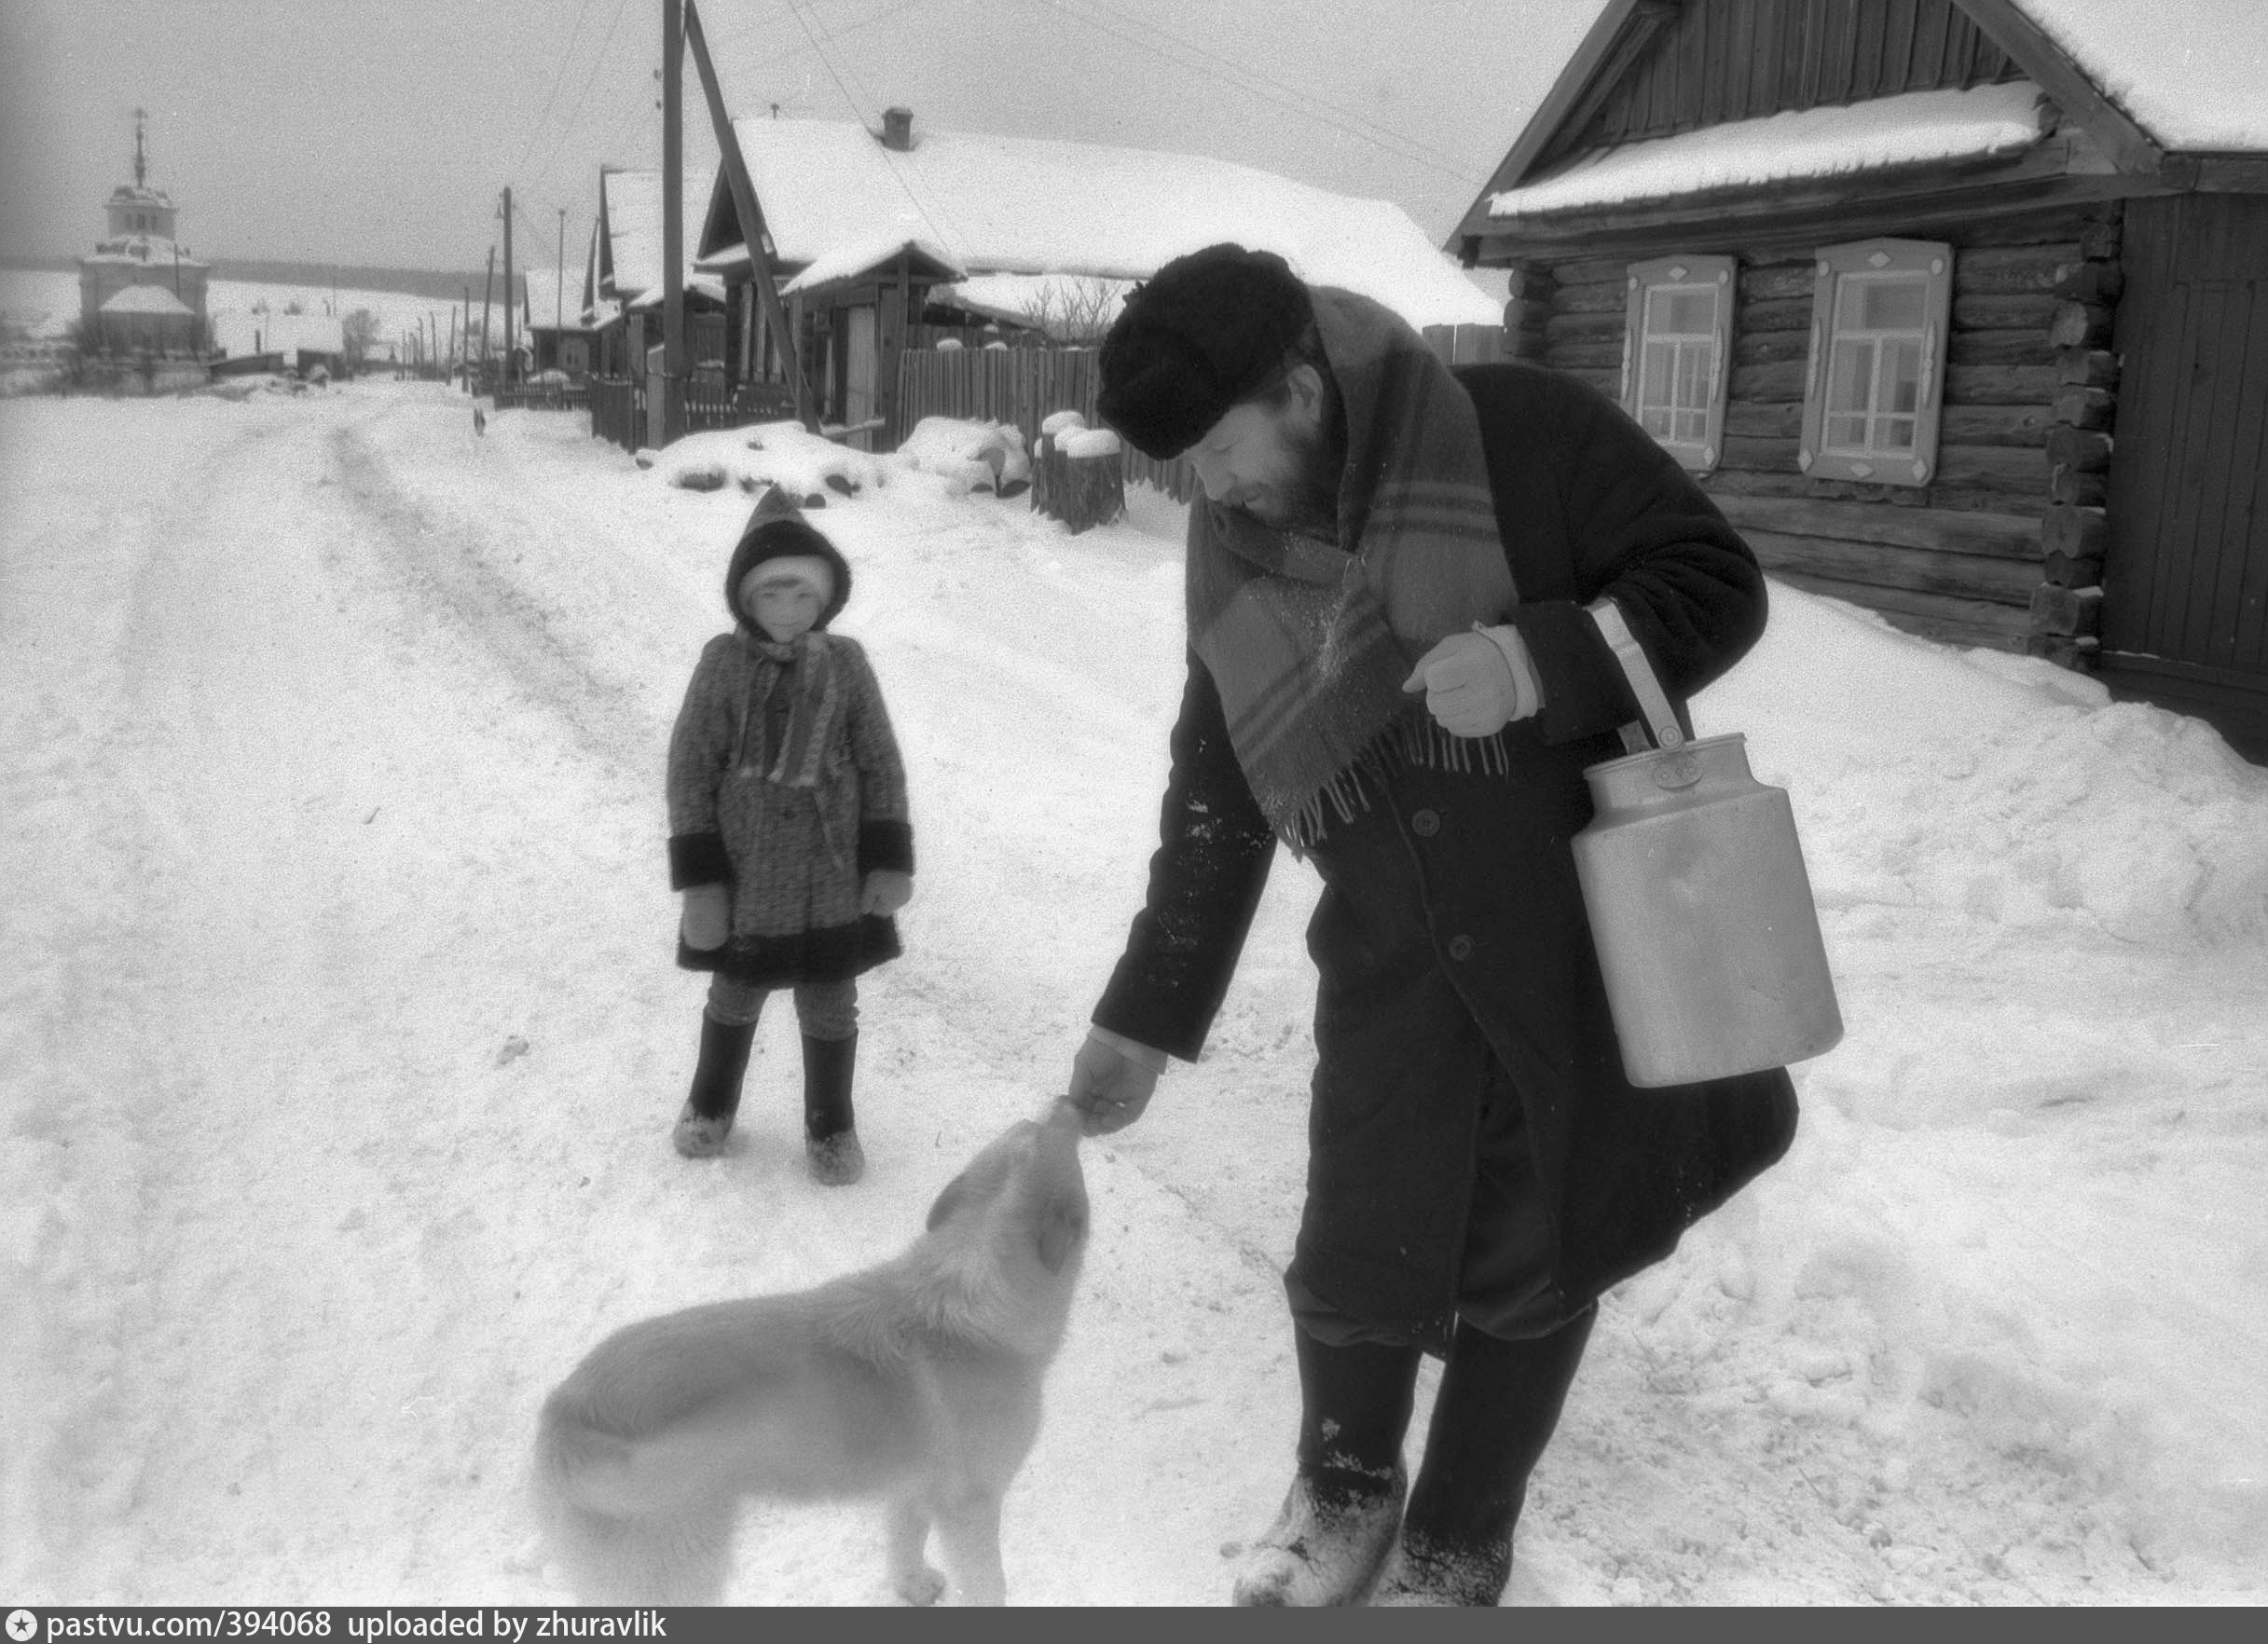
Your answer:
[1066,244,1799,1606]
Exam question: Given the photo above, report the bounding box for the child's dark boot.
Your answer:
[672,1011,755,1158]
[802,1031,864,1185]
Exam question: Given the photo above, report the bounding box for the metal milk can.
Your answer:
[1571,600,1844,1089]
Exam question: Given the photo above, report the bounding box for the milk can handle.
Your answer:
[1587,597,1686,753]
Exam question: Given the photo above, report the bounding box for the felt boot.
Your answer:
[802,1031,864,1185]
[1368,1306,1596,1607]
[672,1012,756,1158]
[1231,1330,1421,1606]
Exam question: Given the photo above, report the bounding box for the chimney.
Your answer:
[881,107,914,152]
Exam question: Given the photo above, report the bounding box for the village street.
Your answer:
[4,383,2262,1604]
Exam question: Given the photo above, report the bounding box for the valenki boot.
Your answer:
[672,1012,757,1158]
[1232,1330,1422,1606]
[1368,1306,1597,1606]
[801,1031,864,1185]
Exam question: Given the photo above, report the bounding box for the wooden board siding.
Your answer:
[1520,206,2123,650]
[2097,193,2268,755]
[1544,0,2024,168]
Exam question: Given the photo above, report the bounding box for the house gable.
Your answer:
[1539,0,2027,173]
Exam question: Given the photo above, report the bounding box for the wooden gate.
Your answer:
[2101,194,2268,759]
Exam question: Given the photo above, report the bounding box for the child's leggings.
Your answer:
[705,974,858,1042]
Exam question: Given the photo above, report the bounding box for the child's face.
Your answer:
[739,555,834,643]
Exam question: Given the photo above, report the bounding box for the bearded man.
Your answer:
[1066,244,1799,1606]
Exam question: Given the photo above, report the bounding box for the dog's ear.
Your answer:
[926,1171,971,1232]
[1034,1190,1088,1274]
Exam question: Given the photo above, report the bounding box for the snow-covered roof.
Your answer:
[210,309,345,358]
[2016,0,2268,152]
[600,167,718,303]
[707,116,1502,330]
[522,269,589,332]
[774,234,965,296]
[84,238,205,268]
[930,271,1131,332]
[99,282,195,316]
[1489,81,2050,221]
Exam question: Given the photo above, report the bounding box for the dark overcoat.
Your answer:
[1093,362,1800,1349]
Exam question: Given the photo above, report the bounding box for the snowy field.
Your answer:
[3,381,2263,1606]
[2,267,469,355]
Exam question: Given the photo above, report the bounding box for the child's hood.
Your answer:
[725,485,854,633]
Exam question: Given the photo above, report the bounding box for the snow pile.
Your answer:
[1490,82,2047,219]
[1698,584,2268,947]
[893,416,1032,497]
[642,421,895,501]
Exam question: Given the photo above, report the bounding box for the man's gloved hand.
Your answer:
[680,884,730,950]
[1401,624,1541,738]
[860,869,914,916]
[1067,1030,1163,1136]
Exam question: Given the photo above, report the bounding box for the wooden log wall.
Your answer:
[1511,203,2124,656]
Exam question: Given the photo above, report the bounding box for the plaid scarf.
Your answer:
[731,629,841,789]
[1187,286,1518,847]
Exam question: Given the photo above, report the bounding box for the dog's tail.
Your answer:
[532,1394,735,1605]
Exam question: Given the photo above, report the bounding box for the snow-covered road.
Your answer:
[5,383,2261,1603]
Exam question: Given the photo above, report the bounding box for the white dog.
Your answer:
[532,1102,1089,1606]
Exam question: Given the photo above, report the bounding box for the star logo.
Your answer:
[6,1611,38,1643]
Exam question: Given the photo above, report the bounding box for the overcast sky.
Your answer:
[0,0,1601,281]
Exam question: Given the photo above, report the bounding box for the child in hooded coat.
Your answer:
[665,486,914,1184]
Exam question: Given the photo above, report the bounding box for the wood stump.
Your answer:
[1032,423,1124,534]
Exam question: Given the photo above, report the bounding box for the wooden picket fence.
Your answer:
[895,325,1503,503]
[896,346,1198,500]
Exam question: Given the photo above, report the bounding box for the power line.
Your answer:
[514,0,603,178]
[779,0,961,256]
[526,0,638,194]
[1027,0,1489,185]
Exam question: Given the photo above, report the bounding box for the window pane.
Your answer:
[1828,339,1874,416]
[1642,341,1674,406]
[1666,289,1715,334]
[1880,416,1917,453]
[1861,279,1927,330]
[1885,339,1922,414]
[1826,412,1869,447]
[1674,341,1707,411]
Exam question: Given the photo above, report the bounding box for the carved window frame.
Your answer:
[1620,254,1735,474]
[1800,239,1953,486]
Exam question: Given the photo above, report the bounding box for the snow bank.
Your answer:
[894,416,1033,496]
[642,422,894,502]
[1697,583,2268,948]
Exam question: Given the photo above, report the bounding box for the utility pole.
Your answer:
[661,0,685,446]
[684,0,814,430]
[556,206,567,332]
[461,285,473,387]
[479,246,496,384]
[502,185,517,390]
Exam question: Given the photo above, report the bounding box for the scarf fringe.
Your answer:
[1283,716,1512,851]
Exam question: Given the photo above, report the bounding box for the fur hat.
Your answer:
[1095,244,1314,460]
[725,485,852,631]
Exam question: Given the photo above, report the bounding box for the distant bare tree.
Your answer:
[1018,276,1121,347]
[342,309,379,364]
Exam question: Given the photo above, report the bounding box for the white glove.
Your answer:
[1401,624,1542,738]
[680,884,730,949]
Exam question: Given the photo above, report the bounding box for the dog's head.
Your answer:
[924,1100,1090,1281]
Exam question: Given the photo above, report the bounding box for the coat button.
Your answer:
[1411,808,1440,837]
[1448,934,1474,961]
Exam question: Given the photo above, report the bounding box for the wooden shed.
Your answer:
[1452,0,2268,761]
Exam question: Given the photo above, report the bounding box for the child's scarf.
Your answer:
[732,629,841,789]
[1187,286,1518,848]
